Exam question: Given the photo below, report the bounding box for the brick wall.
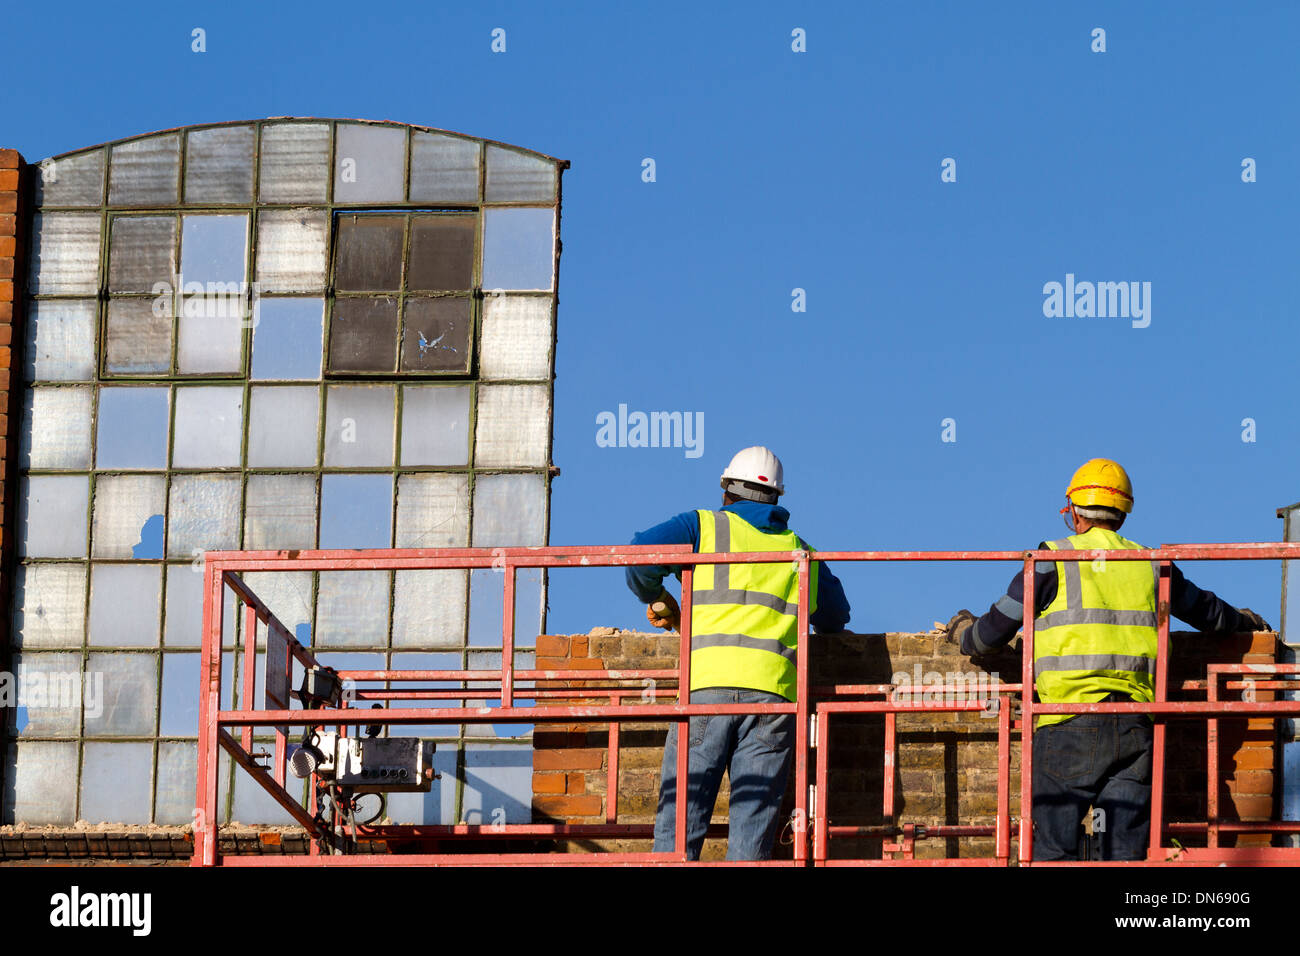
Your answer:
[532,627,1279,859]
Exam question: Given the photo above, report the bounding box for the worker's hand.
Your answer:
[936,610,976,646]
[1236,608,1271,633]
[647,590,681,632]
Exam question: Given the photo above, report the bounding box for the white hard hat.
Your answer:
[720,446,784,501]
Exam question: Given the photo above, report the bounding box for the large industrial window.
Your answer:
[5,120,563,829]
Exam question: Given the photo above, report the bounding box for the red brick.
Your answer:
[0,258,12,280]
[570,636,588,658]
[532,795,602,818]
[0,236,14,257]
[0,169,17,190]
[0,281,13,302]
[0,214,14,232]
[0,302,11,322]
[0,149,19,169]
[531,772,565,794]
[566,773,586,794]
[1227,770,1273,796]
[533,748,605,771]
[0,347,10,370]
[1229,746,1274,772]
[0,194,15,214]
[1229,793,1273,820]
[535,635,568,658]
[0,326,10,346]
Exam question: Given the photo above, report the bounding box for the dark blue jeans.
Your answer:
[1032,712,1153,860]
[653,688,795,860]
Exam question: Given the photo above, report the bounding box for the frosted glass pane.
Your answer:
[469,568,545,647]
[25,300,97,381]
[387,651,462,735]
[12,564,86,648]
[486,146,557,202]
[4,742,78,824]
[244,475,317,550]
[410,132,480,203]
[89,565,162,647]
[28,213,101,294]
[241,571,313,641]
[399,297,472,373]
[400,385,470,466]
[232,766,300,825]
[180,213,248,285]
[248,386,319,467]
[105,298,172,374]
[315,571,390,647]
[324,385,395,467]
[108,133,180,205]
[259,122,330,203]
[256,210,328,292]
[472,473,547,547]
[392,571,467,648]
[34,149,105,206]
[460,744,533,821]
[19,475,89,558]
[474,384,550,467]
[480,295,552,381]
[160,653,200,736]
[166,474,241,557]
[81,743,152,823]
[96,386,170,469]
[319,474,392,549]
[251,298,323,379]
[91,474,166,559]
[184,126,254,204]
[21,386,93,469]
[163,564,237,647]
[155,742,198,823]
[334,124,405,203]
[11,653,83,735]
[383,748,459,824]
[482,208,555,291]
[173,386,243,467]
[108,215,177,292]
[176,299,244,373]
[84,652,158,736]
[395,474,469,548]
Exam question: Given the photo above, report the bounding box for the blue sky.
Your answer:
[5,1,1297,636]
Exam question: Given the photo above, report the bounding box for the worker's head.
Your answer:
[720,446,784,505]
[1060,458,1132,532]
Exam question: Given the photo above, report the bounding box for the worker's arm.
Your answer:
[625,511,700,604]
[811,562,851,633]
[1169,565,1255,633]
[960,548,1058,656]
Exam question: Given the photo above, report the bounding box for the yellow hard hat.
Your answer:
[1066,458,1134,513]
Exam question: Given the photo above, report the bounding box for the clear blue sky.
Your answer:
[5,1,1297,636]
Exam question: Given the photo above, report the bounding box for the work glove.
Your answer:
[935,609,976,646]
[1236,608,1271,633]
[646,590,681,632]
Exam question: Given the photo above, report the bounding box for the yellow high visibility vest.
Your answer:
[1034,526,1159,727]
[689,510,819,702]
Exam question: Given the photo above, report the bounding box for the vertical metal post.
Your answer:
[241,601,258,753]
[1019,552,1036,864]
[194,561,224,866]
[996,694,1011,863]
[501,559,515,708]
[1147,561,1172,859]
[1207,669,1220,850]
[883,711,896,824]
[814,706,829,863]
[674,566,693,859]
[607,722,620,825]
[794,551,811,864]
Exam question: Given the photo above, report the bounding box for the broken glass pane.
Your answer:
[84,652,159,736]
[329,296,398,372]
[480,295,553,381]
[159,653,200,736]
[243,474,318,550]
[108,215,177,293]
[25,300,97,381]
[105,298,173,374]
[5,742,79,824]
[471,473,547,547]
[176,299,245,374]
[154,742,198,822]
[81,743,153,822]
[399,385,470,466]
[91,474,166,559]
[172,386,244,468]
[400,297,471,373]
[335,214,404,291]
[314,571,390,647]
[108,133,181,205]
[88,564,162,647]
[33,148,106,206]
[409,131,480,203]
[96,386,170,469]
[482,208,555,291]
[18,475,89,559]
[485,146,557,202]
[184,125,255,204]
[11,564,86,649]
[247,385,320,467]
[21,386,93,470]
[392,571,468,648]
[259,122,330,203]
[28,213,101,295]
[323,385,395,467]
[240,571,313,642]
[166,474,242,557]
[407,215,475,291]
[334,124,406,203]
[251,297,324,380]
[473,384,551,467]
[394,474,469,547]
[10,652,83,736]
[255,209,329,292]
[318,474,392,549]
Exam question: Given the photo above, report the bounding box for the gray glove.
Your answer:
[940,609,976,647]
[1236,608,1271,632]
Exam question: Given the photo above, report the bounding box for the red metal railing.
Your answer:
[194,542,1300,866]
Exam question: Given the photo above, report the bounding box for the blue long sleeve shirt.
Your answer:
[625,500,851,633]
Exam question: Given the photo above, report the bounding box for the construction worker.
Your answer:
[626,446,850,860]
[940,458,1270,860]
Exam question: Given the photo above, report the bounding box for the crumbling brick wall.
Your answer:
[532,628,1278,859]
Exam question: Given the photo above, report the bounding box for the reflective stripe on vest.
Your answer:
[1034,526,1158,727]
[689,510,818,701]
